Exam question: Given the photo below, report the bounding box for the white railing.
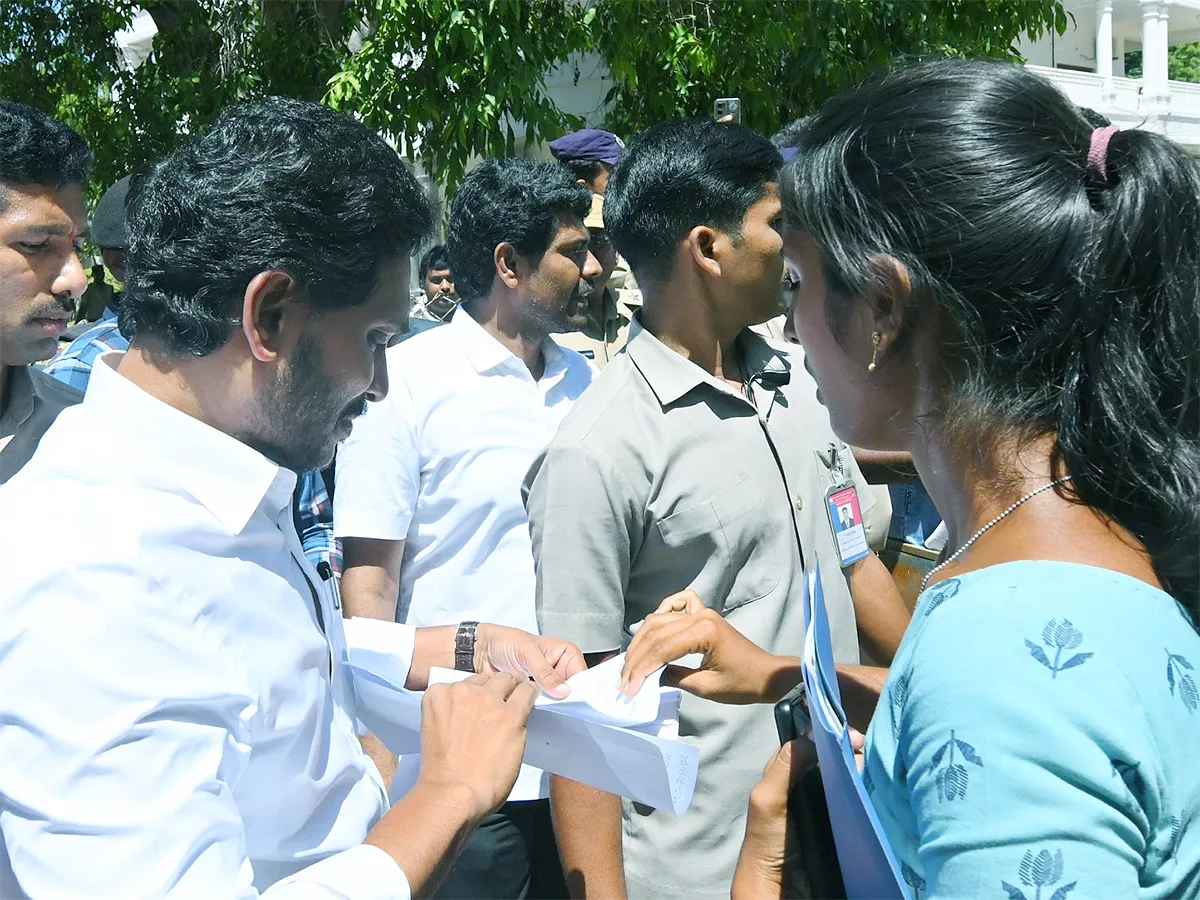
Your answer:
[1028,63,1200,119]
[1170,79,1200,117]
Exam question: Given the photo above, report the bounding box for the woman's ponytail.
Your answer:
[1057,126,1200,612]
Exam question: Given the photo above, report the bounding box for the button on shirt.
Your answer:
[524,315,868,900]
[334,307,595,801]
[0,354,417,899]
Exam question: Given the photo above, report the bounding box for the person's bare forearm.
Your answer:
[341,537,404,622]
[850,448,919,483]
[361,732,397,790]
[835,664,889,734]
[366,779,482,898]
[551,775,628,899]
[406,625,457,690]
[848,552,911,665]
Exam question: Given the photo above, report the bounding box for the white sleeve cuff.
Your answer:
[344,617,418,690]
[264,844,411,899]
[332,509,414,542]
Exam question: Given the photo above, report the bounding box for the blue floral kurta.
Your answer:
[865,562,1200,899]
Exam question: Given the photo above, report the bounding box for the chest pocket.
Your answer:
[656,475,781,612]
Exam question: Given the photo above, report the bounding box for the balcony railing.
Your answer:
[1027,64,1200,150]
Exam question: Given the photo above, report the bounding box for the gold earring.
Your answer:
[867,332,881,373]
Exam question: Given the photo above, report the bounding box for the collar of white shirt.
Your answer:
[450,306,572,390]
[90,351,296,532]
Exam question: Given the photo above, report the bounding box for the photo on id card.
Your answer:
[825,484,870,567]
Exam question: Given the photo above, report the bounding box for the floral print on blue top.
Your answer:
[863,562,1200,899]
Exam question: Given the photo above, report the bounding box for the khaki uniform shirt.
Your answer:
[0,365,82,484]
[552,288,634,369]
[524,316,869,900]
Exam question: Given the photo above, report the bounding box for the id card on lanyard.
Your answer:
[821,443,870,567]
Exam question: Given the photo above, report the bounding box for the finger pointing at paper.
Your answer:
[619,590,804,705]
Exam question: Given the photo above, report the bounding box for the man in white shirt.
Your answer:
[0,98,585,900]
[335,157,600,900]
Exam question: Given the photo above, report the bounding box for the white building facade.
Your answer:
[1017,0,1200,152]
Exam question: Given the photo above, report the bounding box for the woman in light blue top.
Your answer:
[619,59,1200,898]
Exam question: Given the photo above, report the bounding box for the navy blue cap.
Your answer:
[549,129,624,165]
[90,175,131,249]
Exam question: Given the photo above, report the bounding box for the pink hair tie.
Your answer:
[1087,124,1120,184]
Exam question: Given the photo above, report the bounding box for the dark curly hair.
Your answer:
[447,157,591,301]
[121,97,434,356]
[782,59,1200,614]
[0,100,92,206]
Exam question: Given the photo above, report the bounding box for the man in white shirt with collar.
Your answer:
[0,98,585,900]
[335,157,600,900]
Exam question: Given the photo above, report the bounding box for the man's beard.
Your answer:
[527,278,597,338]
[241,332,367,473]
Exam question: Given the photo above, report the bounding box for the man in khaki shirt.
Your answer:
[552,193,634,368]
[524,120,909,900]
[0,102,90,482]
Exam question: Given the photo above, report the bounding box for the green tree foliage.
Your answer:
[1126,43,1200,83]
[0,0,352,197]
[593,0,1066,137]
[327,0,596,189]
[1,0,1066,196]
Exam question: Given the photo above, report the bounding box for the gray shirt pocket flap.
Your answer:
[656,476,758,545]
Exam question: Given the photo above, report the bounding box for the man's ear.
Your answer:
[684,225,721,280]
[241,269,303,363]
[862,254,912,360]
[494,242,522,291]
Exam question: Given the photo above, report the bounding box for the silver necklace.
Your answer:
[920,476,1074,593]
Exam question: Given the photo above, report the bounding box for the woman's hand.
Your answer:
[618,590,801,703]
[732,738,818,900]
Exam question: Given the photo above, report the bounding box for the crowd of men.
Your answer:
[0,96,914,898]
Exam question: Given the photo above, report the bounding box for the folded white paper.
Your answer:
[352,667,423,755]
[348,653,699,815]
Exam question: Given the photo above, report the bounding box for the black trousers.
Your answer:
[434,799,568,900]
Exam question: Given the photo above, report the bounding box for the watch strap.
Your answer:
[454,621,479,672]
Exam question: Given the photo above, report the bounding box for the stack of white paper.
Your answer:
[348,652,699,816]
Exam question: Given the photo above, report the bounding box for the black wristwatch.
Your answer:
[455,621,479,672]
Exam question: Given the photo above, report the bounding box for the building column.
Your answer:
[1158,2,1172,93]
[1097,0,1116,104]
[1141,0,1167,115]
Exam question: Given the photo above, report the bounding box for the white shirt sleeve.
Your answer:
[0,564,410,899]
[334,360,421,542]
[266,845,410,899]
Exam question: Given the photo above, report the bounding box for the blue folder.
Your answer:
[802,561,909,899]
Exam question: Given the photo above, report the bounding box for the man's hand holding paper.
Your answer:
[416,673,540,820]
[349,625,701,816]
[472,623,587,699]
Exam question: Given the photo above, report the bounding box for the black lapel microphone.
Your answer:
[750,368,791,390]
